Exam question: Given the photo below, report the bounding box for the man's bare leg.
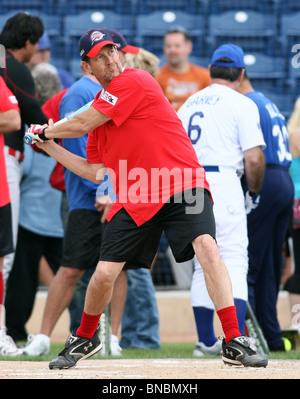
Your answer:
[40,266,85,337]
[84,261,125,316]
[110,269,127,354]
[192,234,234,311]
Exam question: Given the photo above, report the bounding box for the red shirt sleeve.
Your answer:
[0,76,19,112]
[86,129,103,164]
[0,76,20,206]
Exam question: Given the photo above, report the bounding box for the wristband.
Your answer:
[39,127,50,141]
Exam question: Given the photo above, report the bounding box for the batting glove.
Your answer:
[25,124,49,143]
[245,190,260,215]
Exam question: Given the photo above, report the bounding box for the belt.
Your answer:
[4,146,24,162]
[203,165,243,177]
[203,165,219,172]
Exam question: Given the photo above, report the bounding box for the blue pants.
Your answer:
[120,268,160,349]
[247,165,294,350]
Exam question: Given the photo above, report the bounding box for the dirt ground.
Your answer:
[0,358,299,380]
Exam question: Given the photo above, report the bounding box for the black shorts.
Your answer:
[0,202,13,257]
[61,209,103,270]
[14,225,63,275]
[100,188,216,269]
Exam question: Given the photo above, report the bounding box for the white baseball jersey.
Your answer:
[178,83,266,308]
[177,83,266,175]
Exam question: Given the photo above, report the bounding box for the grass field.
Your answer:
[0,342,299,362]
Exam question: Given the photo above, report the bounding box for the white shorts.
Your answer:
[3,149,23,284]
[191,168,248,308]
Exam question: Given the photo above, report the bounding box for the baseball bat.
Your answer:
[23,100,93,145]
[245,301,269,356]
[99,304,111,356]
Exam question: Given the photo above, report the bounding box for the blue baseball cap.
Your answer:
[38,33,51,51]
[211,43,245,68]
[79,28,116,60]
[108,29,139,54]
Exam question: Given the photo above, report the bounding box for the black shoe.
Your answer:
[49,326,102,370]
[222,336,268,367]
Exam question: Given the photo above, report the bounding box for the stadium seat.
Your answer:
[207,10,278,56]
[135,10,206,56]
[50,57,67,70]
[0,0,55,14]
[279,13,300,58]
[62,0,135,15]
[69,57,83,81]
[135,0,206,15]
[63,10,135,62]
[277,0,300,14]
[243,52,286,92]
[260,91,295,120]
[207,0,278,14]
[0,10,59,30]
[286,46,300,97]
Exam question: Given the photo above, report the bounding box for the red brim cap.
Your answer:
[121,44,140,54]
[87,40,116,58]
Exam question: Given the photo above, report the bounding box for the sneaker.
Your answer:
[0,330,23,356]
[49,326,102,370]
[193,340,222,356]
[222,336,268,367]
[23,334,50,356]
[110,334,122,356]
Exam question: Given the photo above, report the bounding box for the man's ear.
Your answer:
[81,59,93,75]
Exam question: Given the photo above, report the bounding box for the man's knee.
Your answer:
[93,261,124,287]
[56,266,84,284]
[193,234,217,252]
[192,234,220,266]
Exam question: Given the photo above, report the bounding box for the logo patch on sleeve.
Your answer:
[100,90,118,105]
[9,95,18,104]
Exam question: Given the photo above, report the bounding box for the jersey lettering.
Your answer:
[272,123,292,163]
[187,111,204,144]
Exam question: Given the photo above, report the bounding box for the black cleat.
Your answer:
[49,326,102,370]
[222,336,268,367]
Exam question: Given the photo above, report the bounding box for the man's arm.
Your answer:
[243,146,265,193]
[37,139,107,184]
[44,106,111,140]
[0,109,21,133]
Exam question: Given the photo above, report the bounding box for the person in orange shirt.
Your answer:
[156,27,211,111]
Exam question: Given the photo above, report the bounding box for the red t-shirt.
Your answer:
[0,76,19,206]
[86,68,210,226]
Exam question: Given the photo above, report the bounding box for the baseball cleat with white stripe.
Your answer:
[222,336,268,367]
[49,325,102,369]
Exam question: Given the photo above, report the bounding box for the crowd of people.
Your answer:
[0,11,298,368]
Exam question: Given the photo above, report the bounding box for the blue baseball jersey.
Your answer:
[59,76,116,211]
[59,76,101,211]
[246,91,292,168]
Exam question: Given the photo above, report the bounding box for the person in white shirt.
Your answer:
[178,43,266,356]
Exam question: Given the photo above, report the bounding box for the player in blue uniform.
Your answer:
[239,72,294,351]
